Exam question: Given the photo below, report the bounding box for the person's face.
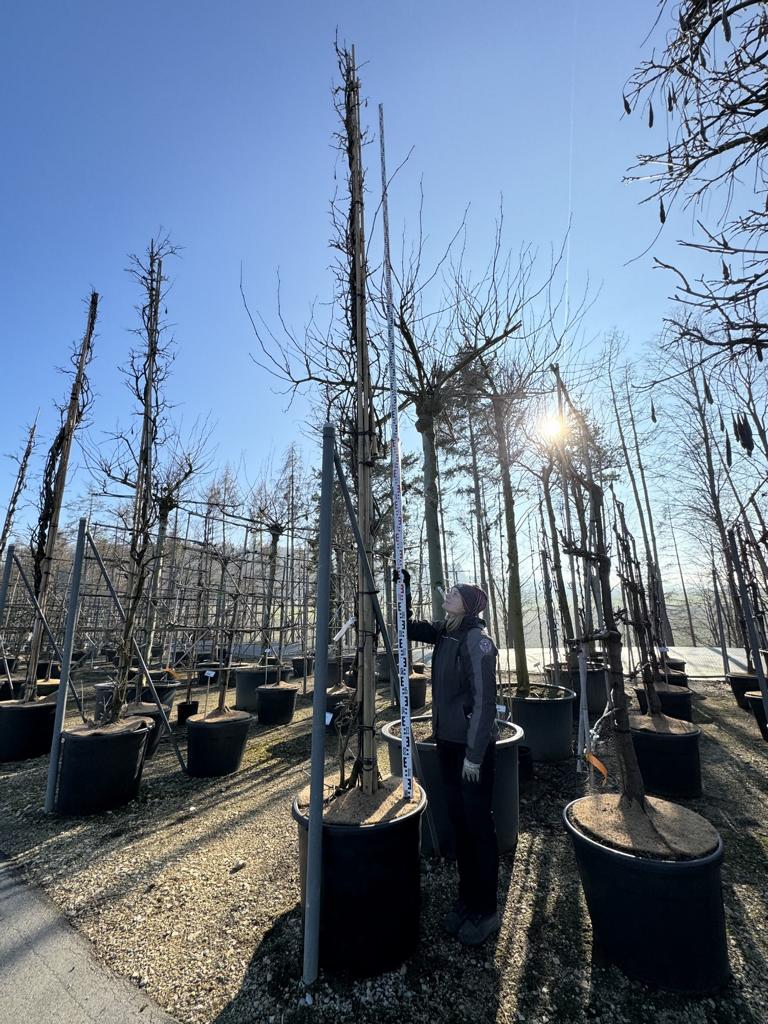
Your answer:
[443,586,466,616]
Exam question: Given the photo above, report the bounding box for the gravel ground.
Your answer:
[1,675,767,1024]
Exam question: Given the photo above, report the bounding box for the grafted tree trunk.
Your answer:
[541,461,576,671]
[25,292,98,695]
[489,397,528,688]
[415,396,446,620]
[0,419,36,562]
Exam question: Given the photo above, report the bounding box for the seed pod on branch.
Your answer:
[726,431,732,467]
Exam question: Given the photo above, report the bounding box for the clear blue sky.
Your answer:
[0,1,680,518]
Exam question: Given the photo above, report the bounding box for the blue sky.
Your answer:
[0,1,683,518]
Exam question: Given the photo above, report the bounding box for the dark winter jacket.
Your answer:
[406,611,499,764]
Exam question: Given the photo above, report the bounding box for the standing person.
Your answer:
[401,571,500,946]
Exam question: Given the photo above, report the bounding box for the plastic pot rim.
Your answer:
[61,722,151,744]
[380,714,524,749]
[563,797,723,871]
[509,686,576,703]
[629,723,701,741]
[290,783,427,836]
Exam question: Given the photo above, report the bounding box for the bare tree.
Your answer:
[627,2,768,358]
[0,418,37,561]
[24,292,98,695]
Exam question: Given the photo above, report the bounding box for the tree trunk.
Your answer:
[415,399,446,620]
[541,462,576,670]
[490,397,528,688]
[25,293,98,694]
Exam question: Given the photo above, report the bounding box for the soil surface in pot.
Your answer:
[568,793,719,861]
[506,682,572,700]
[65,718,151,739]
[628,713,699,735]
[387,718,434,743]
[188,708,250,726]
[296,774,424,825]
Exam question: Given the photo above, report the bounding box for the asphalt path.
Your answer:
[0,855,177,1024]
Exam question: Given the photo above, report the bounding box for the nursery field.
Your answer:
[1,675,766,1024]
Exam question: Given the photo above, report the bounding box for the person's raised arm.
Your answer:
[396,568,441,646]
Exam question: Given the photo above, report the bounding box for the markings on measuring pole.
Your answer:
[332,616,356,643]
[380,104,413,801]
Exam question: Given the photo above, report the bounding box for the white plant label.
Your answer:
[332,616,356,643]
[325,711,334,726]
[205,670,216,678]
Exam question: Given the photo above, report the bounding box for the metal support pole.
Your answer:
[45,518,87,813]
[303,423,335,987]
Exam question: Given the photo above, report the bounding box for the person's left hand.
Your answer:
[462,757,481,784]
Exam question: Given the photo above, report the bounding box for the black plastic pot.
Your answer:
[186,711,251,777]
[728,672,757,711]
[235,667,279,711]
[634,686,693,722]
[381,716,524,857]
[55,722,151,815]
[1,656,17,674]
[745,691,768,742]
[630,724,702,798]
[140,681,181,710]
[257,685,298,726]
[0,700,57,762]
[198,667,221,686]
[564,799,729,993]
[292,785,427,975]
[374,650,391,680]
[122,702,170,758]
[36,660,61,680]
[35,681,59,698]
[545,662,607,717]
[279,665,293,682]
[509,686,575,762]
[660,657,686,673]
[0,677,21,702]
[518,745,534,784]
[654,669,689,688]
[292,655,314,678]
[392,673,430,711]
[177,700,199,727]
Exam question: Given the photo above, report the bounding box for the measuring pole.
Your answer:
[379,103,413,800]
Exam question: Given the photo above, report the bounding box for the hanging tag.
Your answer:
[332,616,356,643]
[205,670,216,678]
[325,711,334,726]
[496,704,507,716]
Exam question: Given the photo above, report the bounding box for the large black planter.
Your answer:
[745,691,768,742]
[545,662,607,717]
[0,700,56,762]
[564,799,729,993]
[292,655,314,679]
[393,674,428,711]
[122,702,170,758]
[36,681,60,698]
[36,660,61,680]
[186,711,250,777]
[635,685,693,722]
[139,681,181,710]
[292,785,427,975]
[654,669,689,688]
[1,656,17,674]
[327,654,355,687]
[256,685,298,726]
[381,716,524,857]
[235,667,279,711]
[55,721,151,815]
[0,677,21,702]
[509,686,575,762]
[661,657,686,674]
[728,672,757,711]
[630,722,702,798]
[177,700,199,727]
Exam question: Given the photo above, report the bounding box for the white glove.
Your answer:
[462,757,481,784]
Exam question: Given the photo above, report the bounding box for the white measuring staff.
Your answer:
[379,103,413,800]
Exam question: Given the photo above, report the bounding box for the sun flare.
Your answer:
[539,414,567,443]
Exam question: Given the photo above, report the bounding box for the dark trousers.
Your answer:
[436,739,498,915]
